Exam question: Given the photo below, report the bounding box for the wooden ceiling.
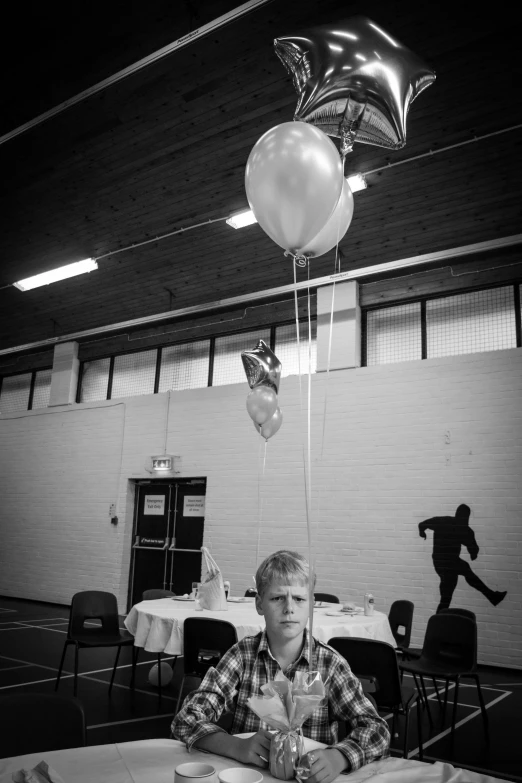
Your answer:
[1,0,521,361]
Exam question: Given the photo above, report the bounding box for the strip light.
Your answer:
[13,259,98,291]
[346,173,367,193]
[226,210,258,229]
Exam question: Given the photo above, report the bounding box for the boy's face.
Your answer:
[256,580,309,645]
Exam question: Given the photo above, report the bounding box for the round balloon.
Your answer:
[275,16,436,156]
[246,385,278,425]
[255,407,283,441]
[245,122,343,254]
[299,178,354,258]
[148,662,173,688]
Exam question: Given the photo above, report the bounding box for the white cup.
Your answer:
[175,762,217,783]
[218,769,263,783]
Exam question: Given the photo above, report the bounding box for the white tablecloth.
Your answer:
[124,598,397,655]
[0,738,506,783]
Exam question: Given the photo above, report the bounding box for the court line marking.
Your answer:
[407,690,511,758]
[421,754,522,782]
[0,663,33,672]
[0,617,65,625]
[88,713,175,730]
[0,608,17,614]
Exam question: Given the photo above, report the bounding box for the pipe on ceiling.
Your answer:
[1,233,521,358]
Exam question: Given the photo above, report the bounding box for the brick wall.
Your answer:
[0,349,520,667]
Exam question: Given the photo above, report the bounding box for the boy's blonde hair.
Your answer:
[255,550,316,597]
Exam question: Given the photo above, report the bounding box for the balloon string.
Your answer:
[306,259,314,668]
[255,438,267,569]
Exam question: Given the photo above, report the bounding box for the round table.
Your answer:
[124,597,397,654]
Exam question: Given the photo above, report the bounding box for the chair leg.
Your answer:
[157,653,162,701]
[55,640,70,691]
[110,645,122,693]
[443,679,450,719]
[431,677,442,707]
[415,698,423,760]
[74,643,79,697]
[473,673,489,732]
[420,676,433,726]
[175,675,186,716]
[451,676,460,737]
[402,708,410,759]
[130,645,138,689]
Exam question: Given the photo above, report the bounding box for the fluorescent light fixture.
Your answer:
[226,209,257,229]
[13,258,98,291]
[347,173,367,193]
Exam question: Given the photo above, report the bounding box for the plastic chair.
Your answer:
[329,637,423,759]
[55,590,137,697]
[142,588,176,600]
[244,588,257,597]
[388,600,414,651]
[175,617,238,714]
[314,593,340,604]
[142,588,177,694]
[399,613,487,738]
[0,693,85,756]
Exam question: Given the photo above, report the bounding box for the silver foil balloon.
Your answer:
[274,16,436,156]
[241,339,282,393]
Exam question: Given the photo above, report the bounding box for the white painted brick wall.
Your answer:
[0,349,520,667]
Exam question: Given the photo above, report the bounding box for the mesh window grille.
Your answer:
[111,350,157,398]
[213,329,271,386]
[427,287,516,358]
[79,357,111,402]
[31,368,52,409]
[275,321,317,377]
[366,303,422,365]
[0,373,32,413]
[158,340,210,392]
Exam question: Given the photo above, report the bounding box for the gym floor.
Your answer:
[0,597,521,780]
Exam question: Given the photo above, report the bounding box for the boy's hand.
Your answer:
[235,729,272,767]
[300,748,348,783]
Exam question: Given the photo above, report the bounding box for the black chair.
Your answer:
[142,588,175,600]
[329,637,423,760]
[244,588,257,597]
[399,613,487,738]
[55,590,137,697]
[439,607,476,621]
[142,588,177,694]
[0,693,85,756]
[388,600,414,652]
[175,617,238,714]
[314,593,340,604]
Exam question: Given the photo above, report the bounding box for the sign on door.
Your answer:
[144,495,165,515]
[183,496,205,517]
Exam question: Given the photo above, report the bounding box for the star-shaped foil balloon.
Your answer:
[275,16,436,156]
[241,339,282,393]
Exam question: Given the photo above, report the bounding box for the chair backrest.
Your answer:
[0,693,85,756]
[388,600,414,648]
[69,590,120,637]
[183,617,238,677]
[244,588,257,597]
[438,607,476,622]
[314,593,340,604]
[421,613,477,671]
[143,588,175,600]
[328,637,402,710]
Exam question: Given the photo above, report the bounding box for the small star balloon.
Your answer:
[275,16,436,156]
[241,339,282,393]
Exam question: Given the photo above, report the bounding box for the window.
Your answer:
[213,329,271,386]
[427,287,516,357]
[79,358,111,402]
[111,350,157,399]
[366,303,422,365]
[0,373,32,413]
[31,368,52,409]
[275,320,317,376]
[159,340,210,392]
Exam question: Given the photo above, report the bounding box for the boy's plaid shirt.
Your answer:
[172,630,390,772]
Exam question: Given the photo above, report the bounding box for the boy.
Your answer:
[172,550,390,783]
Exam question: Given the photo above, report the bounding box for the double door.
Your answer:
[128,478,206,609]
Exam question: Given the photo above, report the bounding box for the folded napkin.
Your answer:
[12,761,65,783]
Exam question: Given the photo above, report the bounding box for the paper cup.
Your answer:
[175,762,217,783]
[218,769,264,783]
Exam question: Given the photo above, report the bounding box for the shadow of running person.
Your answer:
[419,504,507,612]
